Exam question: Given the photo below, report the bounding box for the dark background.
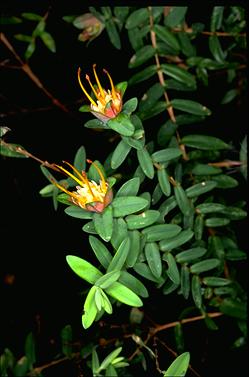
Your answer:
[1,2,248,376]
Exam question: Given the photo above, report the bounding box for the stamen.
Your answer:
[78,68,98,107]
[103,68,117,100]
[51,179,80,200]
[62,161,87,183]
[81,171,95,198]
[86,74,105,106]
[93,64,105,99]
[55,164,84,187]
[87,159,107,190]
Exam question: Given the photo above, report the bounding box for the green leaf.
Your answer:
[182,134,230,150]
[159,229,194,252]
[65,206,93,219]
[163,352,190,377]
[111,139,132,169]
[82,220,97,234]
[180,265,190,299]
[239,135,247,180]
[105,282,143,306]
[139,83,164,113]
[111,218,128,249]
[196,203,226,214]
[163,253,180,285]
[192,164,222,175]
[191,275,202,309]
[21,12,42,21]
[0,143,28,158]
[66,255,102,284]
[13,356,29,377]
[95,271,121,289]
[142,224,181,242]
[211,174,238,188]
[177,31,196,57]
[190,258,220,274]
[133,262,162,283]
[219,298,247,320]
[154,25,180,52]
[79,105,91,113]
[105,18,121,49]
[89,235,112,269]
[14,34,33,42]
[152,148,182,163]
[221,88,238,104]
[194,214,204,241]
[82,286,98,329]
[145,242,162,278]
[174,184,192,215]
[116,177,140,197]
[40,31,56,52]
[171,99,211,116]
[137,147,154,179]
[87,160,106,182]
[202,277,231,287]
[1,16,22,24]
[164,7,188,28]
[61,325,72,357]
[126,230,141,267]
[24,332,36,368]
[115,81,128,97]
[158,167,171,196]
[128,45,155,68]
[220,206,247,220]
[125,210,160,230]
[112,196,148,217]
[210,6,224,31]
[92,348,100,374]
[125,8,148,29]
[139,101,166,121]
[93,206,113,242]
[98,347,122,372]
[119,271,148,298]
[123,97,138,114]
[186,180,217,198]
[161,64,196,88]
[209,35,226,63]
[108,113,135,136]
[24,41,36,60]
[107,237,130,272]
[205,218,230,227]
[128,65,157,85]
[176,247,207,263]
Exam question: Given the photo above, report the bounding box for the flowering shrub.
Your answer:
[0,5,247,377]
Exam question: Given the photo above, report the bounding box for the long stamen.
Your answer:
[51,179,80,200]
[55,164,83,187]
[93,64,105,99]
[103,68,117,100]
[87,159,107,190]
[81,171,95,198]
[78,68,98,107]
[62,161,87,183]
[86,74,105,105]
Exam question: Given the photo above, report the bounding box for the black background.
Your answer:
[1,2,248,376]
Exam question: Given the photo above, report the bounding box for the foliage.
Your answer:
[1,5,247,377]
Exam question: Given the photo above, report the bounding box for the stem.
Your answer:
[148,7,176,123]
[0,33,69,113]
[0,139,60,172]
[128,311,223,361]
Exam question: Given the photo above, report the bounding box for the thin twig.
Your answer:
[0,139,60,172]
[128,311,223,361]
[0,33,69,113]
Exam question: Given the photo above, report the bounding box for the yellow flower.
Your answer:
[52,159,113,213]
[78,64,122,122]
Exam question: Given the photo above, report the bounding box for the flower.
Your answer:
[52,159,112,213]
[78,64,122,122]
[75,13,104,43]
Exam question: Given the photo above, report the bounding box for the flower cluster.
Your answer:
[78,64,122,122]
[52,159,112,213]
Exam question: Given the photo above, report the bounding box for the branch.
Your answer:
[0,33,69,113]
